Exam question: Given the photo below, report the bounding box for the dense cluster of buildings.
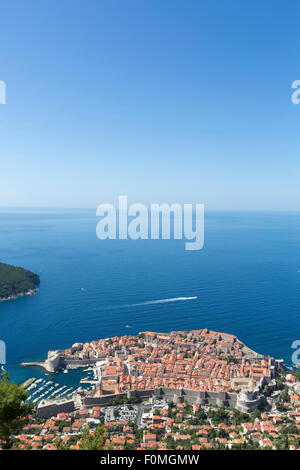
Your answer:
[13,328,296,450]
[12,374,300,450]
[57,329,276,396]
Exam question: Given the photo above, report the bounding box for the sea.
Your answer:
[0,208,300,389]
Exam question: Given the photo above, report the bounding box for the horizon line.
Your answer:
[0,206,299,213]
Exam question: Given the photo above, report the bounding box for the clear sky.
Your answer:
[0,0,299,210]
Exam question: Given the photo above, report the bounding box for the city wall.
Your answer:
[37,383,266,418]
[36,399,75,419]
[83,387,242,410]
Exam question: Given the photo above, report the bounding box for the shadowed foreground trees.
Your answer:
[0,371,33,449]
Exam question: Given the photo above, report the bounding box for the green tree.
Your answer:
[208,407,229,426]
[80,424,107,450]
[0,371,33,449]
[291,369,300,381]
[54,437,70,450]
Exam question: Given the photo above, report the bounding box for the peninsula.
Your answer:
[0,262,40,301]
[23,328,285,417]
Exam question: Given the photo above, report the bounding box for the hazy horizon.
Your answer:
[0,205,299,214]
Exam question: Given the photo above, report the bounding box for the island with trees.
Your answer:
[0,262,40,301]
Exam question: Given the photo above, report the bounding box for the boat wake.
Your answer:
[97,296,198,313]
[129,296,198,307]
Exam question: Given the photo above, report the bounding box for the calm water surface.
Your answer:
[0,209,299,386]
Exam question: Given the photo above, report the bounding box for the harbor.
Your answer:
[21,364,99,406]
[23,377,76,405]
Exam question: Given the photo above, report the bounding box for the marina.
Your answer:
[22,367,98,406]
[23,378,76,405]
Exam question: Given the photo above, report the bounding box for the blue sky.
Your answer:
[0,0,299,210]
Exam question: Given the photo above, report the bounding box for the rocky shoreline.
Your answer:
[0,287,38,302]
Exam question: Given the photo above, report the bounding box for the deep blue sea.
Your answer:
[0,209,300,387]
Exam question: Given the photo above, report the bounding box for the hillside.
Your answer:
[0,262,40,300]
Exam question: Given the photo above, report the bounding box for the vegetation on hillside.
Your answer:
[0,372,33,449]
[0,262,40,300]
[79,424,107,450]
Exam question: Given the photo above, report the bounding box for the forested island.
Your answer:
[0,262,40,301]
